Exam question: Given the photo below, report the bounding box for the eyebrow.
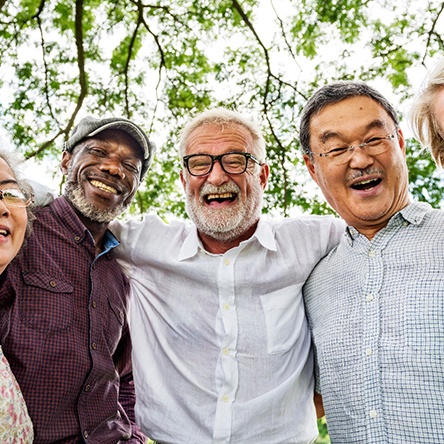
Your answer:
[0,179,19,187]
[319,119,388,144]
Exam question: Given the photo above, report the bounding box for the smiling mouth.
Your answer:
[90,180,117,195]
[351,178,382,191]
[0,228,9,237]
[204,192,237,204]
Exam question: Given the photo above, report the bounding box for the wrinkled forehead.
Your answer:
[185,122,254,154]
[310,96,394,139]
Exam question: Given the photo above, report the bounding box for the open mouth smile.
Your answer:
[90,180,118,195]
[351,178,382,191]
[0,228,10,237]
[204,192,237,204]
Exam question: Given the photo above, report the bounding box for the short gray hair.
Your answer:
[179,108,266,162]
[299,81,399,156]
[409,59,444,168]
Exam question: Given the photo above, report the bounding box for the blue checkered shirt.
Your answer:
[304,202,444,443]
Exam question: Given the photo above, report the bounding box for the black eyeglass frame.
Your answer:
[182,152,263,177]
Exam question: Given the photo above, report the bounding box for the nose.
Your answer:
[0,198,10,216]
[99,158,125,179]
[348,145,375,170]
[206,159,229,186]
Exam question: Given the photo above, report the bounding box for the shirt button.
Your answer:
[370,409,378,418]
[91,301,97,309]
[91,342,97,350]
[49,281,57,288]
[366,294,374,302]
[223,348,230,356]
[74,236,81,242]
[402,221,408,227]
[83,430,89,438]
[223,304,230,311]
[368,250,376,258]
[222,395,229,403]
[366,348,373,356]
[84,384,91,392]
[224,259,230,266]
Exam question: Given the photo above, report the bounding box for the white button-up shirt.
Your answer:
[111,215,344,444]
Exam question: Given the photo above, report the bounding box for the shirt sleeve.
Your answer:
[325,217,346,254]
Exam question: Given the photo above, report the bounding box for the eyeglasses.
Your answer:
[0,188,34,207]
[310,131,398,166]
[182,152,262,176]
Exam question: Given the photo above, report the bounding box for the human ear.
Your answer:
[60,151,73,175]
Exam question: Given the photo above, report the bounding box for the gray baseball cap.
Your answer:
[64,116,156,179]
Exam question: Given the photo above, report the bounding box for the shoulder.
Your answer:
[111,214,190,240]
[267,215,345,242]
[270,214,344,230]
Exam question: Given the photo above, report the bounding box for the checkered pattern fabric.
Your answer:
[304,202,444,443]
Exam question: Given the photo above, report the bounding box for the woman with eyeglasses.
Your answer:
[0,149,34,443]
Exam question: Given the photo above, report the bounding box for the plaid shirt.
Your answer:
[0,197,146,444]
[304,202,444,443]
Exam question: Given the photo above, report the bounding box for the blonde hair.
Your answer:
[409,59,444,167]
[178,108,266,162]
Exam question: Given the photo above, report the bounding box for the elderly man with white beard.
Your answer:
[111,108,345,444]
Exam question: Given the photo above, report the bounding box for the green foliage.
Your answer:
[407,139,444,208]
[316,417,330,443]
[0,0,443,220]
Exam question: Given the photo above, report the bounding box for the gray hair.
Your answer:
[409,59,444,168]
[299,81,399,156]
[0,149,35,238]
[178,108,266,162]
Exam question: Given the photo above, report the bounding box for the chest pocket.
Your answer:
[19,272,74,334]
[260,283,306,355]
[105,298,126,354]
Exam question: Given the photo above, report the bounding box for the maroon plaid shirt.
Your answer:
[0,197,146,444]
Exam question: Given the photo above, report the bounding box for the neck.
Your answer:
[356,200,411,240]
[66,200,109,255]
[198,221,259,254]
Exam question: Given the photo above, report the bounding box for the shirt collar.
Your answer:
[50,196,119,251]
[178,218,277,261]
[346,201,431,241]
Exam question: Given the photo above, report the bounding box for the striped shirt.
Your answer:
[304,202,444,443]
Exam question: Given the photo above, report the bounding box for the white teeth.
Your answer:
[356,179,374,185]
[90,180,117,194]
[0,229,8,236]
[207,193,234,200]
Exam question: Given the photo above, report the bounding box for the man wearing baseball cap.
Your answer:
[0,116,155,443]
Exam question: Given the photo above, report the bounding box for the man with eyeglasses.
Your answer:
[0,117,155,444]
[300,81,444,442]
[111,108,345,443]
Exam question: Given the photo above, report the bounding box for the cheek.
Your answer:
[186,177,204,196]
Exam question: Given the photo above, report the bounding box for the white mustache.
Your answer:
[199,181,241,199]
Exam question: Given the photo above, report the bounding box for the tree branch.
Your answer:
[422,1,444,63]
